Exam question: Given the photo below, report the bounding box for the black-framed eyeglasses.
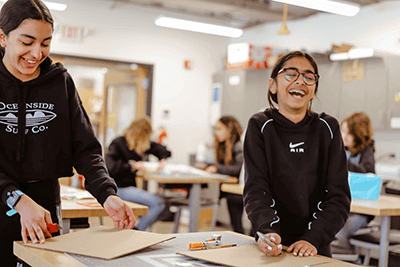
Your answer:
[277,68,319,86]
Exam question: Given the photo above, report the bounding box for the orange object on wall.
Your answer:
[184,60,192,70]
[158,130,167,144]
[227,43,273,70]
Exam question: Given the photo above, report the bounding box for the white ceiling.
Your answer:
[97,0,387,29]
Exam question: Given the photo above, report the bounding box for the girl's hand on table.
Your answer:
[129,160,146,172]
[15,195,53,244]
[287,240,317,257]
[205,165,217,173]
[104,195,136,229]
[195,162,207,170]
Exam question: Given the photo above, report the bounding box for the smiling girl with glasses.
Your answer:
[243,51,350,259]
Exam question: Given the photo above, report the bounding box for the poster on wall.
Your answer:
[210,83,222,126]
[227,43,273,70]
[343,61,364,82]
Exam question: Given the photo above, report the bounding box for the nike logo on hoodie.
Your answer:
[289,142,304,148]
[289,142,305,153]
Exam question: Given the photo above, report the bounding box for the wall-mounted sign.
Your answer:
[394,92,400,103]
[59,25,88,43]
[210,83,222,126]
[227,43,273,70]
[390,117,400,129]
[228,75,240,86]
[343,60,364,82]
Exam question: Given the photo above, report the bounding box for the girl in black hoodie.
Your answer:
[243,51,351,258]
[0,1,135,265]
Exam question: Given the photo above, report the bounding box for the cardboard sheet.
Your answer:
[177,244,331,267]
[25,225,175,260]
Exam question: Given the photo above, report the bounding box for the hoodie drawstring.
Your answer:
[16,83,28,162]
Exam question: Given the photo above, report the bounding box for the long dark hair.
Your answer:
[0,0,53,43]
[267,50,319,112]
[215,116,242,165]
[342,112,374,157]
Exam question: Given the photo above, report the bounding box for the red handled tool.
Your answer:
[47,223,63,233]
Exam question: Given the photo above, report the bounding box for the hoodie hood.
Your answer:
[0,55,67,162]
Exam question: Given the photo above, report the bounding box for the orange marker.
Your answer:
[47,223,63,233]
[189,242,206,249]
[189,240,220,249]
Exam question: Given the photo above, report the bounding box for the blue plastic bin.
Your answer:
[348,172,382,200]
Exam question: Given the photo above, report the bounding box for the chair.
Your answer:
[169,197,219,233]
[165,183,220,233]
[350,228,400,266]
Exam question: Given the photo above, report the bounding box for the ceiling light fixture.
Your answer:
[0,0,67,11]
[155,16,243,38]
[272,0,360,17]
[329,48,374,61]
[277,3,290,35]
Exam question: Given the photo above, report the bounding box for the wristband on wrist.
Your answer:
[6,190,25,217]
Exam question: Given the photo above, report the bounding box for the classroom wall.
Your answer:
[234,1,400,56]
[46,0,231,164]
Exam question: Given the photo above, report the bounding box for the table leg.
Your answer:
[61,218,70,235]
[379,216,390,267]
[188,183,201,232]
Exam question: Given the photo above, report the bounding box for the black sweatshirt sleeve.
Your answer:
[243,114,281,238]
[0,171,19,205]
[147,142,172,160]
[68,77,117,205]
[301,117,351,249]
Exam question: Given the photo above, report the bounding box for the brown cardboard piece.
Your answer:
[177,244,332,267]
[24,225,175,260]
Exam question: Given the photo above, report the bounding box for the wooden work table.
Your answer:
[60,185,148,234]
[221,183,243,195]
[14,230,358,267]
[350,194,400,267]
[137,163,237,232]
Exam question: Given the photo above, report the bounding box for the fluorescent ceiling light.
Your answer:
[330,48,374,61]
[0,0,67,11]
[155,16,243,38]
[329,52,349,61]
[272,0,360,16]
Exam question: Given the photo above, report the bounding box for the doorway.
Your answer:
[49,54,153,152]
[105,83,137,148]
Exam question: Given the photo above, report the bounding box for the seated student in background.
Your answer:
[333,112,375,253]
[243,50,351,258]
[197,116,245,234]
[105,117,171,231]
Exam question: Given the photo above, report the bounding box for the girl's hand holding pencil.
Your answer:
[256,231,282,256]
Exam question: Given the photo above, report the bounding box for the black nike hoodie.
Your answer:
[243,108,351,251]
[0,55,117,206]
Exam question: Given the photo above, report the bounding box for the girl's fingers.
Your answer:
[21,227,28,244]
[27,226,38,244]
[36,227,45,244]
